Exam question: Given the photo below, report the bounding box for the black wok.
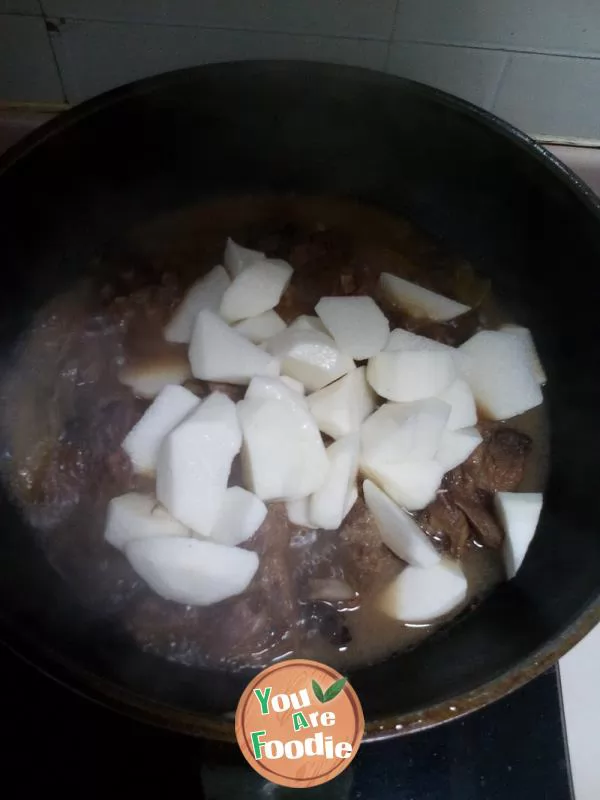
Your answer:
[0,61,599,741]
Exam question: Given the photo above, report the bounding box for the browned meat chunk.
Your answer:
[446,423,532,495]
[452,492,504,549]
[419,493,471,557]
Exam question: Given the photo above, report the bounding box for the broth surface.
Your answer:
[1,195,548,671]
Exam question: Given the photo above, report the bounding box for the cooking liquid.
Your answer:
[0,195,548,671]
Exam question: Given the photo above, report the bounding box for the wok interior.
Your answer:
[0,63,599,730]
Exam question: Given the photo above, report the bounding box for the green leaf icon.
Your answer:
[312,679,325,703]
[323,677,347,702]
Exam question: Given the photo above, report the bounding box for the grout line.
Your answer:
[383,0,402,72]
[391,36,600,61]
[36,0,68,104]
[488,53,511,111]
[28,13,392,43]
[556,665,578,800]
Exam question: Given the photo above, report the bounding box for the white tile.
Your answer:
[1,0,40,12]
[0,14,64,102]
[560,623,600,800]
[387,42,507,109]
[493,54,600,139]
[50,20,387,103]
[394,0,600,57]
[42,0,397,40]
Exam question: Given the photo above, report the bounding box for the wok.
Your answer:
[0,61,599,742]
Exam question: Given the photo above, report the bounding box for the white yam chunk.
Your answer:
[363,479,440,567]
[125,536,259,606]
[280,376,305,395]
[224,238,264,278]
[122,384,199,474]
[500,324,547,385]
[189,309,279,385]
[494,491,543,578]
[363,460,444,511]
[344,485,358,518]
[385,328,470,375]
[164,266,230,344]
[437,378,477,430]
[104,493,189,551]
[379,272,470,322]
[436,426,482,472]
[287,315,328,335]
[307,366,376,439]
[310,434,360,530]
[286,497,313,527]
[245,375,307,410]
[211,486,267,546]
[233,310,286,343]
[380,560,468,622]
[459,330,543,420]
[118,353,191,399]
[367,349,456,402]
[219,258,293,323]
[238,392,328,501]
[315,296,389,360]
[266,328,355,391]
[361,398,451,466]
[156,392,241,536]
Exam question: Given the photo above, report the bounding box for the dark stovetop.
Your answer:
[2,643,572,799]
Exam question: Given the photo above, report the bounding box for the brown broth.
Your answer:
[0,194,548,672]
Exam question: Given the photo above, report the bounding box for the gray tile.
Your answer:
[0,0,40,13]
[50,20,387,103]
[493,53,600,138]
[0,14,64,102]
[42,0,397,40]
[394,0,600,57]
[387,42,507,109]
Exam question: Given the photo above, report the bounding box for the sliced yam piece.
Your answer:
[125,536,259,606]
[500,324,547,385]
[437,378,477,430]
[367,349,456,402]
[266,328,355,392]
[279,376,305,395]
[361,398,451,466]
[363,479,440,567]
[379,272,470,322]
[287,315,328,335]
[307,366,376,439]
[494,491,543,578]
[224,238,264,278]
[238,392,329,501]
[385,328,469,373]
[210,486,267,546]
[118,353,191,399]
[156,392,241,537]
[459,330,543,420]
[315,296,389,360]
[189,309,279,385]
[233,310,287,343]
[310,434,360,530]
[363,461,444,511]
[344,485,358,518]
[436,426,483,473]
[245,375,308,410]
[122,384,199,474]
[164,265,230,344]
[380,559,468,622]
[104,492,189,551]
[286,497,313,527]
[220,258,293,323]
